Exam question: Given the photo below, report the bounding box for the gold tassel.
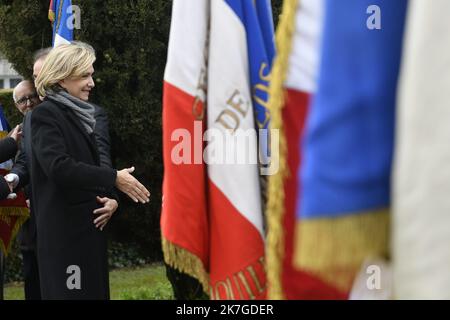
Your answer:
[294,209,390,292]
[0,207,29,256]
[265,0,299,300]
[161,237,210,295]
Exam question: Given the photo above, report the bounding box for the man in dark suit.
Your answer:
[6,80,40,300]
[0,124,21,300]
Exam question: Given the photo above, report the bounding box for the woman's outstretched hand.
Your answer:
[115,166,150,204]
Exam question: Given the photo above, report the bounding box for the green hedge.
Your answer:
[0,89,23,127]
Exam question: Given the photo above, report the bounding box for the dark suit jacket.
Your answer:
[30,99,117,299]
[0,137,18,199]
[0,137,17,163]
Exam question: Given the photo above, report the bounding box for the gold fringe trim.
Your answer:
[294,209,390,292]
[265,0,300,300]
[0,131,8,139]
[161,237,210,295]
[0,207,30,256]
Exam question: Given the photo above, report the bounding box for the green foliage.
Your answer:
[272,0,284,26]
[4,242,23,283]
[0,0,51,78]
[118,282,173,300]
[108,241,150,269]
[1,89,23,127]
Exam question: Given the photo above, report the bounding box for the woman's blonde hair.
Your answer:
[35,41,96,97]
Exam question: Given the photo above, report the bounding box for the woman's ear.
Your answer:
[58,79,66,89]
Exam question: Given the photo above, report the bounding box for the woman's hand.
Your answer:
[93,196,118,231]
[115,166,150,203]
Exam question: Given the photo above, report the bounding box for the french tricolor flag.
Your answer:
[162,0,274,300]
[49,0,73,47]
[267,0,408,299]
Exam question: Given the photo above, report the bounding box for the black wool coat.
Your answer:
[30,99,117,300]
[13,104,114,252]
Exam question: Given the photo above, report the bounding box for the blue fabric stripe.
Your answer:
[223,0,275,160]
[52,0,74,46]
[298,0,408,219]
[0,105,10,132]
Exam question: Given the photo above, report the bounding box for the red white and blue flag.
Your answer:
[161,0,275,299]
[267,0,408,299]
[49,0,73,47]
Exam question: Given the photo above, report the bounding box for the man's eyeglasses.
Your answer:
[16,93,39,106]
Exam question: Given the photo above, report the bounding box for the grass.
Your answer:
[4,263,174,300]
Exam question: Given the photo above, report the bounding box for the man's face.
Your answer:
[14,82,40,115]
[33,58,45,84]
[33,57,46,101]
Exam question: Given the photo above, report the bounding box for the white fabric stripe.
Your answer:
[284,0,324,93]
[54,33,71,47]
[207,0,264,237]
[164,0,208,100]
[393,0,450,299]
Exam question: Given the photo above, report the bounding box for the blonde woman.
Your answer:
[32,42,150,299]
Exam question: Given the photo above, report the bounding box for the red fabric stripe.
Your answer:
[208,180,266,300]
[282,88,346,299]
[161,81,209,267]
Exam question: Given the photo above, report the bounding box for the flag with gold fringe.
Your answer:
[161,0,210,295]
[161,0,274,300]
[267,0,408,299]
[0,169,29,256]
[0,106,29,256]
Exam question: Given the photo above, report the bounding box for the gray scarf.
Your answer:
[46,89,96,134]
